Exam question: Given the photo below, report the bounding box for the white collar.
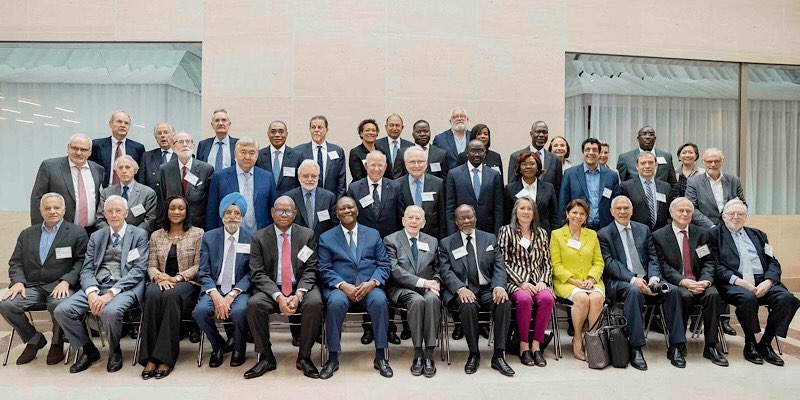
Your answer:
[341,224,358,238]
[368,177,383,187]
[110,222,128,239]
[468,163,483,174]
[224,228,240,243]
[236,164,252,175]
[270,144,287,154]
[614,221,632,233]
[706,172,723,183]
[672,223,689,237]
[404,229,420,242]
[179,157,193,170]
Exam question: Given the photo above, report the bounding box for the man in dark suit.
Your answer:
[559,138,619,230]
[89,111,145,186]
[710,199,800,366]
[192,192,253,368]
[445,140,503,235]
[399,147,446,238]
[136,123,176,215]
[1,193,88,365]
[393,119,449,181]
[30,134,105,230]
[159,132,214,229]
[54,195,148,373]
[376,114,413,179]
[255,120,301,196]
[244,196,323,379]
[206,137,276,232]
[317,196,393,379]
[686,148,745,229]
[432,107,471,170]
[653,197,728,366]
[294,115,347,199]
[619,152,673,231]
[507,121,563,194]
[385,206,441,377]
[616,126,678,197]
[196,108,239,171]
[439,204,514,376]
[285,160,338,239]
[598,196,686,371]
[96,155,158,234]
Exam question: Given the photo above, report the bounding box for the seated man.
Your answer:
[438,204,514,377]
[54,195,148,373]
[1,193,88,365]
[192,192,252,368]
[653,197,728,366]
[711,199,800,366]
[245,196,323,379]
[384,206,441,377]
[317,196,393,379]
[598,195,686,370]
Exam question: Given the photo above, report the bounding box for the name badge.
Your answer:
[184,171,199,186]
[417,241,430,252]
[327,151,340,160]
[130,204,146,217]
[695,244,710,258]
[764,243,774,257]
[602,188,613,199]
[317,210,331,221]
[126,248,140,263]
[361,159,367,166]
[298,245,314,262]
[657,156,667,165]
[55,247,72,259]
[358,194,374,208]
[491,166,501,174]
[452,246,467,260]
[656,193,667,203]
[236,243,251,254]
[421,192,435,202]
[486,245,494,251]
[430,162,442,172]
[515,189,530,199]
[283,167,296,177]
[519,237,531,249]
[567,239,582,250]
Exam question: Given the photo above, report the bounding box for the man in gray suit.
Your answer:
[159,131,214,228]
[685,148,745,229]
[54,195,148,374]
[1,193,88,365]
[385,206,441,377]
[30,134,105,230]
[96,155,158,234]
[508,121,563,194]
[616,126,678,197]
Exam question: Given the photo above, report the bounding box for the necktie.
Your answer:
[273,150,281,185]
[121,185,129,201]
[112,232,120,248]
[305,192,315,228]
[391,140,399,166]
[280,232,293,296]
[464,234,480,292]
[181,166,188,194]
[221,236,236,294]
[348,230,357,259]
[372,183,380,213]
[214,141,224,171]
[74,166,89,227]
[536,150,542,159]
[413,179,423,206]
[161,150,169,165]
[645,180,657,227]
[112,141,122,185]
[624,227,647,278]
[736,231,756,285]
[316,145,324,187]
[242,172,256,229]
[680,230,696,280]
[410,237,419,269]
[472,168,481,200]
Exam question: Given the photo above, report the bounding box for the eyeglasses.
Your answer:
[223,210,242,217]
[725,211,746,217]
[273,209,294,216]
[69,145,90,153]
[174,139,193,145]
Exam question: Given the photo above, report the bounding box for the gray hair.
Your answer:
[298,159,320,175]
[113,154,139,172]
[40,192,65,208]
[365,150,387,164]
[403,205,425,218]
[403,146,427,161]
[273,195,296,209]
[703,147,725,161]
[109,110,131,123]
[449,107,469,120]
[610,195,632,209]
[211,108,230,121]
[69,133,91,146]
[508,196,538,232]
[455,204,476,217]
[636,152,657,163]
[669,197,694,213]
[104,194,128,210]
[153,122,175,135]
[235,136,258,149]
[722,198,747,214]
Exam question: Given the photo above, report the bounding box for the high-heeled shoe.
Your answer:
[572,339,586,361]
[141,368,156,380]
[154,366,173,379]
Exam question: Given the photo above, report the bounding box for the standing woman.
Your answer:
[504,151,559,235]
[498,197,555,367]
[456,123,504,178]
[138,196,204,379]
[548,136,573,172]
[675,143,704,197]
[348,119,381,181]
[549,199,605,361]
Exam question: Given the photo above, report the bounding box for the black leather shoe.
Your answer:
[703,345,729,367]
[479,325,491,339]
[209,349,225,368]
[296,358,320,379]
[532,350,547,367]
[141,368,156,380]
[630,348,648,371]
[452,325,464,340]
[107,352,123,373]
[721,320,736,336]
[15,335,47,365]
[388,331,401,345]
[360,329,374,345]
[243,358,277,379]
[230,350,246,367]
[679,343,687,357]
[223,337,235,353]
[292,336,300,347]
[70,352,101,373]
[46,344,65,365]
[491,357,515,376]
[667,346,686,368]
[319,360,339,379]
[374,359,394,378]
[154,366,173,379]
[519,350,535,366]
[464,353,480,374]
[188,326,201,343]
[423,358,436,377]
[410,357,424,376]
[756,342,784,366]
[743,342,764,365]
[401,329,412,340]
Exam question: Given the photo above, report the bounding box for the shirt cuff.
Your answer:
[109,287,121,296]
[629,277,638,285]
[493,286,506,292]
[371,279,380,287]
[296,288,308,294]
[729,275,738,285]
[415,278,426,288]
[271,291,282,301]
[334,281,344,289]
[205,288,218,295]
[85,286,99,295]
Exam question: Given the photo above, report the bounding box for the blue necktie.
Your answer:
[348,230,357,259]
[391,140,399,166]
[161,150,169,165]
[121,185,129,201]
[112,232,120,248]
[413,179,423,206]
[472,168,481,200]
[372,183,380,213]
[272,150,281,185]
[316,145,324,187]
[214,141,224,171]
[410,237,419,268]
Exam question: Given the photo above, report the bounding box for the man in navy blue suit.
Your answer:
[193,192,252,368]
[255,120,301,196]
[294,115,347,199]
[445,140,503,235]
[432,107,471,170]
[206,137,276,232]
[89,111,145,186]
[559,137,619,230]
[317,197,393,379]
[136,123,175,215]
[196,108,239,171]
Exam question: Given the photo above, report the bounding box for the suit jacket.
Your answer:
[558,164,619,228]
[508,147,562,195]
[685,173,745,228]
[255,145,301,196]
[159,158,214,229]
[197,227,252,294]
[30,157,105,226]
[619,178,673,231]
[445,164,504,235]
[653,223,715,285]
[398,174,446,238]
[709,225,781,285]
[294,142,347,199]
[597,221,661,294]
[146,227,204,283]
[285,186,338,239]
[348,144,392,182]
[497,225,552,293]
[136,147,175,196]
[616,148,678,198]
[317,224,391,295]
[249,223,317,297]
[393,144,449,181]
[196,136,239,165]
[80,224,149,303]
[549,226,605,299]
[503,179,559,235]
[205,165,276,231]
[8,221,89,291]
[346,177,405,238]
[384,230,439,304]
[438,229,507,305]
[432,129,470,170]
[376,136,413,179]
[89,137,145,185]
[95,182,158,233]
[456,150,504,183]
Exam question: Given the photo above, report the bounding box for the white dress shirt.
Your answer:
[216,228,240,288]
[405,230,427,288]
[614,221,657,283]
[459,230,489,286]
[368,177,383,198]
[109,138,127,185]
[208,135,232,169]
[707,173,725,212]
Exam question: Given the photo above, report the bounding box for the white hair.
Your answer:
[104,195,128,210]
[113,154,139,172]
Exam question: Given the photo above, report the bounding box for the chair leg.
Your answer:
[659,306,670,347]
[487,311,494,347]
[718,322,729,354]
[321,319,327,365]
[775,337,783,355]
[551,308,561,360]
[197,332,204,367]
[3,327,15,366]
[131,318,143,367]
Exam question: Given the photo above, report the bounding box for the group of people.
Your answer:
[3,107,798,382]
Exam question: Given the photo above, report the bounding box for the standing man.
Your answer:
[137,122,175,215]
[445,140,504,235]
[159,132,214,229]
[398,147,446,239]
[685,148,745,229]
[619,152,673,231]
[346,151,405,239]
[376,114,413,179]
[616,126,678,197]
[256,120,301,196]
[285,160,338,240]
[294,115,347,199]
[197,108,239,171]
[394,119,450,181]
[1,193,88,365]
[96,155,158,234]
[508,121,563,194]
[559,138,619,230]
[433,107,471,170]
[89,111,146,186]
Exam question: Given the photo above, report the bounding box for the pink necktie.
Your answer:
[112,141,123,185]
[75,166,88,227]
[280,232,293,296]
[181,166,188,194]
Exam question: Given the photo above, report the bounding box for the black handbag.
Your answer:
[606,314,629,368]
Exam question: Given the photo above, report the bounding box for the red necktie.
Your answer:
[112,141,123,185]
[681,230,696,280]
[75,166,88,227]
[181,166,188,194]
[280,232,293,296]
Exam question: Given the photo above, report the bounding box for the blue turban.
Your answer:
[219,192,247,219]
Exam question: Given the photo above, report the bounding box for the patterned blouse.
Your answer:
[676,165,705,197]
[147,226,204,284]
[497,224,552,293]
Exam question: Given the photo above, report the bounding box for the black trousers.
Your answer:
[607,280,685,348]
[677,286,721,344]
[246,287,323,359]
[448,288,511,353]
[138,282,198,366]
[718,276,800,340]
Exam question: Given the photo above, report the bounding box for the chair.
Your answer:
[642,304,670,347]
[440,303,495,365]
[718,304,783,356]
